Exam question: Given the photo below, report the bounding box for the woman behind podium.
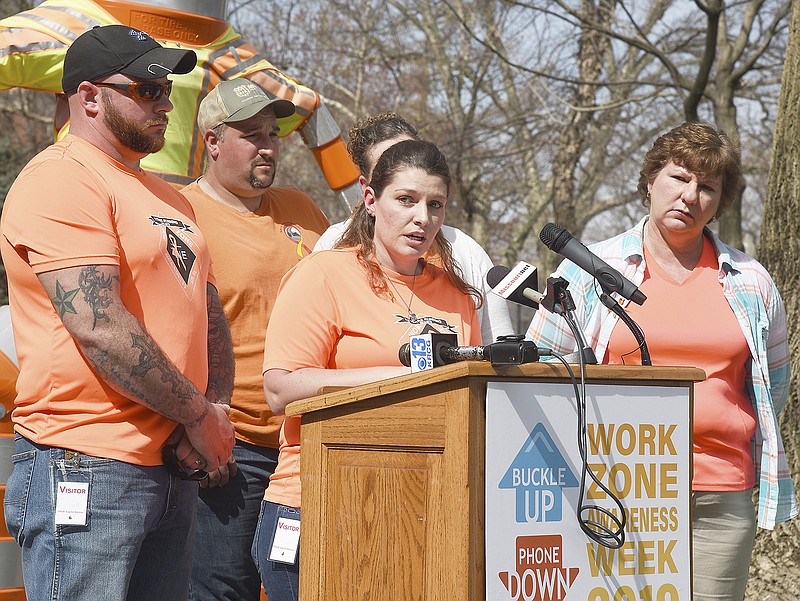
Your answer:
[257,139,481,600]
[527,121,795,601]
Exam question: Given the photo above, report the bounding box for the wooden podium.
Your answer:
[286,362,704,601]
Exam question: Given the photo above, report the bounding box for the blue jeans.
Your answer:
[4,434,198,601]
[253,501,301,601]
[189,440,278,601]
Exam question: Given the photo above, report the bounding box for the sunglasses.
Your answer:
[161,444,208,481]
[92,80,173,102]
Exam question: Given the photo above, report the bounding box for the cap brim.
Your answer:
[223,98,296,123]
[269,99,296,119]
[122,47,197,80]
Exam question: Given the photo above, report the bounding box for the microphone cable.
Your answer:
[546,350,627,549]
[598,291,652,366]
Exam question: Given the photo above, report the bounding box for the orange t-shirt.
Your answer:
[607,238,755,490]
[263,249,481,507]
[0,350,18,433]
[181,181,329,448]
[0,136,213,465]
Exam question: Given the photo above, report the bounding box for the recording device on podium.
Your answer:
[398,333,541,373]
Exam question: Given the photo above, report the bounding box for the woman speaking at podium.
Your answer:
[527,121,795,601]
[257,139,481,600]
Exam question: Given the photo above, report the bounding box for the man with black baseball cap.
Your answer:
[61,24,196,95]
[181,79,328,601]
[0,25,235,601]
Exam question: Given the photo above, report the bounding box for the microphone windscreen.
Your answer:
[539,223,572,252]
[486,261,540,309]
[486,264,511,288]
[398,343,411,367]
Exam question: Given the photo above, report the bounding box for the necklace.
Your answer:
[388,274,418,323]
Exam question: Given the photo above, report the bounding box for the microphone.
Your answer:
[399,333,459,371]
[399,333,541,371]
[437,344,488,362]
[486,263,544,309]
[539,223,646,306]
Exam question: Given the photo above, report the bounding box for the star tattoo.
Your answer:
[52,281,79,319]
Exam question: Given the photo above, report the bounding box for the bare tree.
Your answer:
[749,0,800,595]
[516,0,791,250]
[230,0,787,274]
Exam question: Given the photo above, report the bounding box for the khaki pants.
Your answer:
[692,490,756,601]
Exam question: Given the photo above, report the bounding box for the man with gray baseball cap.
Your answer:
[181,78,329,601]
[197,77,295,132]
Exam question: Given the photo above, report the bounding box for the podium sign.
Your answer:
[485,381,692,601]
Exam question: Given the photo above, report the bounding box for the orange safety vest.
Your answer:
[0,0,359,191]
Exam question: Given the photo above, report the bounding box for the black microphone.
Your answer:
[486,263,543,309]
[399,335,541,369]
[398,332,459,370]
[539,223,646,305]
[398,334,480,368]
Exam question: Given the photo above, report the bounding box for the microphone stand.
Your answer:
[540,277,597,364]
[598,294,652,366]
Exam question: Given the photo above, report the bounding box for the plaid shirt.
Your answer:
[527,217,796,529]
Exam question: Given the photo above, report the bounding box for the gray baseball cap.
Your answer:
[197,79,295,132]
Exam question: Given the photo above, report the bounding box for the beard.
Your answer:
[248,158,276,189]
[101,92,168,154]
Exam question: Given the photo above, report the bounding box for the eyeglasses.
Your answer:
[161,444,208,481]
[92,80,173,102]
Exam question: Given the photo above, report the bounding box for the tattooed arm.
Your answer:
[197,283,238,487]
[205,283,234,405]
[37,264,235,471]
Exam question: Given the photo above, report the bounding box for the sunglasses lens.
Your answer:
[136,84,161,101]
[135,82,171,101]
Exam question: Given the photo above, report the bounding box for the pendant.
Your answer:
[408,311,418,323]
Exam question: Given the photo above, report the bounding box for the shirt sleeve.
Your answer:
[451,230,514,343]
[313,221,349,252]
[765,278,790,415]
[263,257,341,373]
[3,157,119,272]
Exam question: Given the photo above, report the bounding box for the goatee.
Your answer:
[248,159,276,189]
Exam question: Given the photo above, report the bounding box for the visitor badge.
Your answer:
[269,515,301,564]
[55,481,89,526]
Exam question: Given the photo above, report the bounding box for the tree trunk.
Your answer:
[713,86,743,250]
[748,1,800,597]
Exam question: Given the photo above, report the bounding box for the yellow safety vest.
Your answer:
[0,0,326,185]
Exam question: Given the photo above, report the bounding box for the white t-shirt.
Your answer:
[314,220,514,344]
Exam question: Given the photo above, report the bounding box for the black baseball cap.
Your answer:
[62,25,197,95]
